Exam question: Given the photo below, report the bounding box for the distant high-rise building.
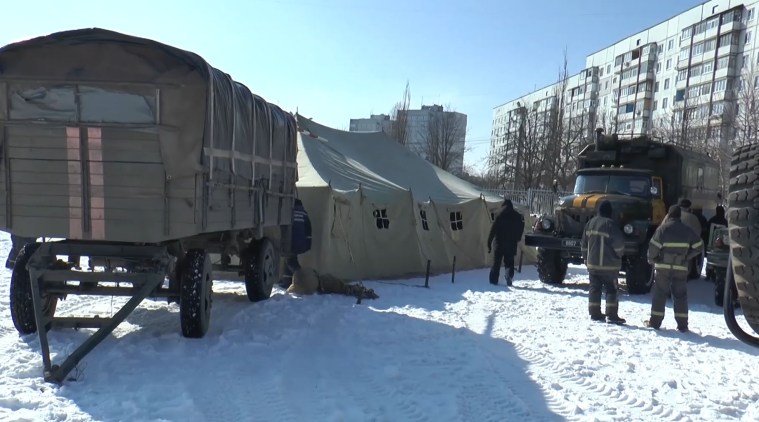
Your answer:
[349,114,393,133]
[491,1,756,189]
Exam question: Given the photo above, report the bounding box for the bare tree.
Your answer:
[387,81,411,145]
[415,105,467,173]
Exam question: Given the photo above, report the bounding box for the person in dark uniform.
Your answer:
[278,198,312,289]
[707,205,728,230]
[487,199,524,286]
[646,205,703,332]
[581,201,626,324]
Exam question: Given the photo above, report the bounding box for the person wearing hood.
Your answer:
[646,205,703,332]
[707,205,728,229]
[581,200,626,324]
[487,199,524,286]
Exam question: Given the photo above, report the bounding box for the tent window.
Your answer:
[373,209,390,229]
[419,210,430,231]
[450,211,463,231]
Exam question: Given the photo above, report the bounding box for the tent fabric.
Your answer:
[295,116,534,281]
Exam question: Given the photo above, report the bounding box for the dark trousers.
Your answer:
[280,255,302,288]
[489,248,515,284]
[588,272,618,316]
[650,269,688,329]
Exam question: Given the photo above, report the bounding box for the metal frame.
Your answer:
[26,241,171,383]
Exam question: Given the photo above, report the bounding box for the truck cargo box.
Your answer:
[0,28,297,243]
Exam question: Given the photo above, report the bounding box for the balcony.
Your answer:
[720,20,745,34]
[717,43,739,57]
[714,66,736,80]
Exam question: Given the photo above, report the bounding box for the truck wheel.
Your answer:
[728,142,759,333]
[625,252,652,294]
[10,243,57,334]
[244,238,280,302]
[536,248,567,284]
[179,249,212,338]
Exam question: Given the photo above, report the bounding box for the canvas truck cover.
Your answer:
[0,28,297,243]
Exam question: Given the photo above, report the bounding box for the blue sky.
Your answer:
[1,0,703,172]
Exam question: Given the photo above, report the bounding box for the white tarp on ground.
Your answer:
[294,116,533,281]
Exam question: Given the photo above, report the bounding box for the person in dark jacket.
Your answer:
[279,198,312,289]
[487,199,525,286]
[646,205,703,332]
[580,201,626,324]
[707,205,728,230]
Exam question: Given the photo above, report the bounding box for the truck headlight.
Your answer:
[623,224,634,235]
[541,218,554,231]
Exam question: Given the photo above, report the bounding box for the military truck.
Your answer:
[0,29,297,382]
[725,143,759,346]
[525,129,720,294]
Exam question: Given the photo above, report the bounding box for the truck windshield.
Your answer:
[574,174,651,198]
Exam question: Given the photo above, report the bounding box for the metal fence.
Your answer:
[484,188,572,215]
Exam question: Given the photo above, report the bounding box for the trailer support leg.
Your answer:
[32,273,164,383]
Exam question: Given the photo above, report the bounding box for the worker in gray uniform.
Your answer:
[581,201,626,324]
[646,205,703,332]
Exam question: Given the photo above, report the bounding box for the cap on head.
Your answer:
[598,200,612,218]
[668,204,681,219]
[678,198,692,209]
[503,198,513,209]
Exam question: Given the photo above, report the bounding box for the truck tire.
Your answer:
[728,142,759,333]
[244,238,280,302]
[179,249,212,338]
[536,248,567,284]
[625,252,653,294]
[10,243,57,335]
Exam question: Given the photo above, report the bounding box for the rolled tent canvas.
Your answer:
[295,115,533,281]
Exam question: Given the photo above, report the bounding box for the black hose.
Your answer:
[724,253,759,347]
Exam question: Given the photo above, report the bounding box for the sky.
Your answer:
[0,0,705,173]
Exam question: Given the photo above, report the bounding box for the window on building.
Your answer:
[666,58,672,69]
[655,82,659,92]
[677,69,687,81]
[656,62,661,73]
[419,210,429,230]
[664,78,670,90]
[373,209,390,229]
[679,47,690,61]
[653,100,658,110]
[704,38,716,52]
[717,56,730,69]
[675,89,685,101]
[663,97,668,109]
[714,78,727,92]
[706,16,719,30]
[607,64,611,74]
[693,42,704,56]
[748,8,756,21]
[747,31,753,44]
[449,211,463,231]
[691,64,702,75]
[701,83,711,96]
[668,39,674,50]
[605,80,609,89]
[599,67,604,77]
[703,60,713,74]
[744,54,749,68]
[682,27,692,40]
[625,103,635,113]
[713,101,725,114]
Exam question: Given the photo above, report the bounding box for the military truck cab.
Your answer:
[525,129,719,294]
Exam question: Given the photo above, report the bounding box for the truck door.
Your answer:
[651,176,666,224]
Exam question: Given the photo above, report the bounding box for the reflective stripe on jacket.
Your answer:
[581,216,624,273]
[647,218,702,272]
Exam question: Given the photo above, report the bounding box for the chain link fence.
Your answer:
[483,188,572,216]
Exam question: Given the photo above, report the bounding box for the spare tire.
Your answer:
[727,142,759,334]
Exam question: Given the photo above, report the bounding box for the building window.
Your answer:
[663,97,668,109]
[664,78,670,90]
[668,39,674,50]
[703,60,713,74]
[744,54,749,68]
[675,89,685,101]
[666,59,672,70]
[747,31,753,44]
[373,209,390,229]
[605,81,609,89]
[706,17,719,30]
[653,100,658,110]
[748,8,756,21]
[606,64,611,74]
[655,82,659,92]
[682,28,692,40]
[419,210,430,230]
[449,211,463,231]
[679,47,690,61]
[656,62,661,73]
[714,78,727,92]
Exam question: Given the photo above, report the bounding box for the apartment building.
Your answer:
[351,105,467,174]
[349,114,393,133]
[491,0,758,187]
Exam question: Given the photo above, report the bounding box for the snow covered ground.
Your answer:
[1,233,759,422]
